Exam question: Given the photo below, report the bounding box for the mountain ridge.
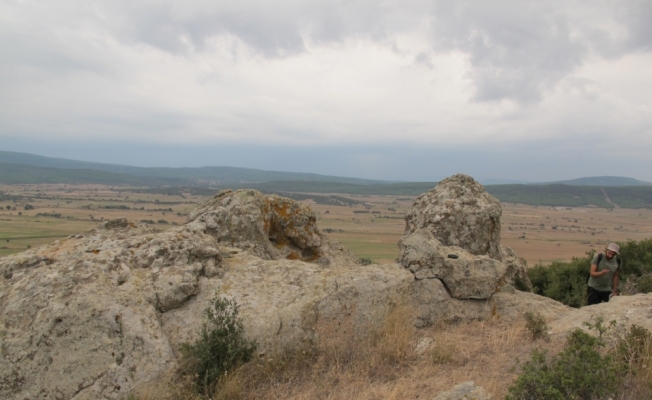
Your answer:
[1,150,650,188]
[0,150,389,185]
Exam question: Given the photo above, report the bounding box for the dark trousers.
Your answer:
[588,286,611,305]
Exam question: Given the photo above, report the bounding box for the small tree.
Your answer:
[181,294,257,393]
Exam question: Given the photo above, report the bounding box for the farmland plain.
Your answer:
[1,184,651,266]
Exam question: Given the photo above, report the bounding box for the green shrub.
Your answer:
[181,294,257,394]
[636,273,652,294]
[618,324,652,366]
[528,252,594,308]
[359,257,373,266]
[524,311,549,341]
[507,328,626,400]
[513,275,531,292]
[618,238,652,279]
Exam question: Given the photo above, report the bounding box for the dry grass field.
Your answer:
[0,184,201,257]
[2,184,652,266]
[135,303,568,400]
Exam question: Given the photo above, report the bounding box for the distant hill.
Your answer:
[0,162,186,185]
[486,184,652,209]
[544,176,652,186]
[0,151,389,185]
[2,151,651,209]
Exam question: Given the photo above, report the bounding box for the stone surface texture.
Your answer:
[0,192,409,400]
[405,174,502,259]
[432,381,493,400]
[397,176,533,326]
[186,190,340,264]
[398,229,507,300]
[548,293,652,336]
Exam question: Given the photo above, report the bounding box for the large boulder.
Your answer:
[499,246,533,291]
[405,174,502,259]
[398,175,533,326]
[186,189,350,264]
[398,229,507,300]
[411,278,492,326]
[0,192,410,400]
[548,293,652,336]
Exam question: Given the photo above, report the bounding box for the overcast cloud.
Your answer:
[1,0,651,181]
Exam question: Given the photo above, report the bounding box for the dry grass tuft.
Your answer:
[133,306,576,400]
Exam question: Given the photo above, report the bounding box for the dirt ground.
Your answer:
[2,184,651,266]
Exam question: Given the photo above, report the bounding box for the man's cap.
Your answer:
[606,243,620,254]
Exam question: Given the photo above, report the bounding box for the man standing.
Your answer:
[587,243,621,305]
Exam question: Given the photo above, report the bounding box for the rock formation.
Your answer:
[398,174,533,326]
[405,174,502,259]
[1,177,646,399]
[0,190,411,400]
[186,189,334,263]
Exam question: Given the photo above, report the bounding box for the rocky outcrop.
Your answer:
[405,174,502,259]
[0,220,220,400]
[399,229,507,300]
[0,193,407,400]
[549,293,652,336]
[4,179,639,400]
[186,189,347,264]
[399,175,532,326]
[499,246,533,291]
[492,288,572,321]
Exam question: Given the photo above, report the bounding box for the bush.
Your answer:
[359,257,373,266]
[618,238,652,279]
[528,252,594,308]
[524,311,549,341]
[181,294,257,394]
[636,274,652,294]
[618,324,652,367]
[507,328,625,400]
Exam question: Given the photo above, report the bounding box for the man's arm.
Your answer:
[590,264,609,277]
[612,269,619,296]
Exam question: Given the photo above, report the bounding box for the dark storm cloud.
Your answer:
[428,1,588,103]
[5,1,647,105]
[89,0,650,105]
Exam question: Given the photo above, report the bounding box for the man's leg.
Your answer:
[599,290,611,303]
[587,287,601,305]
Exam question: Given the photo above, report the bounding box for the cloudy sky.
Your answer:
[2,0,651,182]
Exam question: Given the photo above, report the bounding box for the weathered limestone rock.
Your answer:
[432,381,492,400]
[161,251,414,354]
[405,174,502,259]
[492,290,572,322]
[0,193,408,400]
[548,293,652,336]
[499,246,533,291]
[398,174,532,316]
[0,220,224,400]
[412,278,492,326]
[186,189,351,264]
[398,229,507,300]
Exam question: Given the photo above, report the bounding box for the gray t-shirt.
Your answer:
[588,253,619,292]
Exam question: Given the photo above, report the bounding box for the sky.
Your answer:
[1,0,651,182]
